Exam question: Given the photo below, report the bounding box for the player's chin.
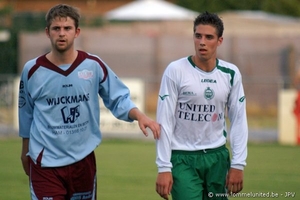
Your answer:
[56,46,69,53]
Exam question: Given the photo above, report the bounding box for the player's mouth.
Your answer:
[199,48,207,54]
[57,39,66,44]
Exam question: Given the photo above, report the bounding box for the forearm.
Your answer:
[128,107,160,139]
[21,138,30,176]
[229,110,248,169]
[21,138,29,157]
[228,82,248,168]
[128,107,142,121]
[156,126,173,173]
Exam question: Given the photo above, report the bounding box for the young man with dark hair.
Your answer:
[155,12,248,200]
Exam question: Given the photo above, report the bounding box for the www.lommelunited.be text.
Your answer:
[208,191,296,198]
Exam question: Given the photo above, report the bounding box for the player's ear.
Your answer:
[75,27,80,38]
[217,36,223,46]
[45,27,50,38]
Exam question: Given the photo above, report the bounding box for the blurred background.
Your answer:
[1,0,300,144]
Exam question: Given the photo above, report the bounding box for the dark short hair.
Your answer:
[45,4,80,29]
[193,11,224,38]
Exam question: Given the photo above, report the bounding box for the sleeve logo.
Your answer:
[239,96,246,102]
[159,94,169,101]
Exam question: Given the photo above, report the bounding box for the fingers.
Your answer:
[156,172,173,200]
[156,184,170,200]
[139,121,160,139]
[226,168,244,194]
[227,182,243,194]
[140,126,148,137]
[21,156,30,176]
[151,125,160,140]
[148,121,160,139]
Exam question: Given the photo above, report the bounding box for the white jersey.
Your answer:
[156,56,248,173]
[19,50,136,167]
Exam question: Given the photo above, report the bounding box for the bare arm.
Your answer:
[128,107,160,139]
[21,138,30,176]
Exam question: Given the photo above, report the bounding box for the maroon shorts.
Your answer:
[29,151,97,200]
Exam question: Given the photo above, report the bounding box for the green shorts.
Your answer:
[171,145,230,200]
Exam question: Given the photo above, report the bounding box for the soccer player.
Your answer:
[155,12,248,200]
[18,4,160,200]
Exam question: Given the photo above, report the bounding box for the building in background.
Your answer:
[2,1,300,144]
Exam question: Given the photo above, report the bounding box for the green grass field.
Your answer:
[0,138,299,200]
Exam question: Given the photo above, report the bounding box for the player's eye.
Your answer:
[194,33,201,39]
[52,27,60,31]
[206,35,214,40]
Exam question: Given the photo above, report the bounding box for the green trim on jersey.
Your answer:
[216,65,235,86]
[187,56,235,86]
[223,130,227,137]
[188,56,196,68]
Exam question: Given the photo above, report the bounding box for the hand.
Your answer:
[21,138,30,176]
[156,172,173,200]
[137,114,160,139]
[129,108,160,139]
[226,168,243,194]
[21,154,30,176]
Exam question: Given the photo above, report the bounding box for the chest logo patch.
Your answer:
[78,70,93,80]
[204,87,214,100]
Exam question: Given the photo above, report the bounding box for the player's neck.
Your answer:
[46,49,78,66]
[192,55,216,72]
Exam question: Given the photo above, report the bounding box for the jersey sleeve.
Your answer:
[227,70,248,170]
[18,62,34,138]
[156,66,178,173]
[98,63,136,122]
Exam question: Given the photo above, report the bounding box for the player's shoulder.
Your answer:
[217,59,240,72]
[217,58,243,83]
[170,56,189,65]
[167,56,190,70]
[23,56,41,71]
[82,51,98,59]
[164,57,189,76]
[80,50,101,61]
[80,50,107,66]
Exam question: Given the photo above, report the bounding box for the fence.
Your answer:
[0,75,18,136]
[0,72,287,137]
[4,27,300,137]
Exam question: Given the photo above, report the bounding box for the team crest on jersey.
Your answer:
[78,70,93,80]
[204,87,214,100]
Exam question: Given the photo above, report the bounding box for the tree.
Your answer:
[0,5,17,74]
[175,0,300,17]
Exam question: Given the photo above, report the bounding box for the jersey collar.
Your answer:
[187,56,219,71]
